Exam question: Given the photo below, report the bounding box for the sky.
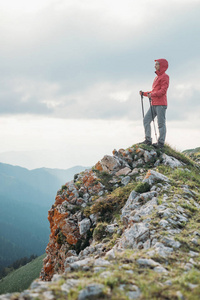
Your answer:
[0,0,200,170]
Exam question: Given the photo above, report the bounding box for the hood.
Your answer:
[155,58,168,75]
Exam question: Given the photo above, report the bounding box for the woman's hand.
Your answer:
[147,93,151,98]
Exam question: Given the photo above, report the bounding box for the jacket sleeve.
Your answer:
[143,91,152,97]
[151,75,169,98]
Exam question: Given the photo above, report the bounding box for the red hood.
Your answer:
[155,58,168,76]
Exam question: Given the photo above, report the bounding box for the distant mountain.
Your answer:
[183,147,200,164]
[0,163,88,270]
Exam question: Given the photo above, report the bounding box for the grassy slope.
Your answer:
[0,254,45,295]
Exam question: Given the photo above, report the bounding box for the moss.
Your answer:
[93,170,114,192]
[90,183,136,222]
[61,185,67,191]
[93,222,108,241]
[134,182,151,193]
[56,231,66,245]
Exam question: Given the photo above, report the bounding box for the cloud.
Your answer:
[0,0,200,126]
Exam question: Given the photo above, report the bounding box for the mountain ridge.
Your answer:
[1,143,200,299]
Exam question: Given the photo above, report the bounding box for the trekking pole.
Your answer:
[149,97,158,143]
[140,91,144,119]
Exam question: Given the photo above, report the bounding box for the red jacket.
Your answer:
[143,58,169,106]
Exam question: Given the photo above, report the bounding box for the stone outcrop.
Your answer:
[1,143,200,300]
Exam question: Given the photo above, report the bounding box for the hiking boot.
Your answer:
[153,142,164,149]
[139,140,152,146]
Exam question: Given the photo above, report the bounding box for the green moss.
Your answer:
[134,182,151,193]
[90,183,136,222]
[93,222,108,241]
[56,231,66,245]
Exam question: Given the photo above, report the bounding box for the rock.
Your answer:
[139,191,157,203]
[95,155,121,174]
[154,266,168,273]
[191,238,199,245]
[43,291,55,300]
[148,242,173,258]
[187,283,199,289]
[189,251,199,257]
[162,153,183,168]
[94,258,111,267]
[159,219,169,228]
[118,223,150,249]
[105,249,116,260]
[143,151,152,163]
[162,237,181,248]
[121,176,131,186]
[78,218,91,235]
[137,258,160,268]
[143,170,169,185]
[129,168,139,175]
[106,223,119,234]
[99,271,112,278]
[78,284,105,300]
[127,286,141,299]
[115,167,132,176]
[61,279,80,294]
[176,291,185,300]
[69,257,92,270]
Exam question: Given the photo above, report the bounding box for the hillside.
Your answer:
[1,144,200,299]
[183,147,200,165]
[0,163,87,270]
[0,254,45,295]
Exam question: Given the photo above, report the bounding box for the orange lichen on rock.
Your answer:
[82,171,97,187]
[95,161,103,171]
[49,209,69,238]
[144,169,151,179]
[55,195,65,205]
[66,233,79,245]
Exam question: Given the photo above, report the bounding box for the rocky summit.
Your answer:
[1,143,200,300]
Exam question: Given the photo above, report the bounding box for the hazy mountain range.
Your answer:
[0,163,88,271]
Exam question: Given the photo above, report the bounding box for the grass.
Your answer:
[0,254,45,295]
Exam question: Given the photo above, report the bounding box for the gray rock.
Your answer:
[162,237,181,248]
[69,257,92,270]
[118,222,150,249]
[115,167,132,176]
[187,283,199,289]
[127,286,141,299]
[94,258,111,267]
[129,168,139,175]
[191,238,199,245]
[137,258,160,267]
[43,291,55,300]
[159,219,169,228]
[139,191,157,203]
[99,271,112,278]
[78,218,91,235]
[143,170,169,185]
[78,284,105,300]
[162,153,183,168]
[176,291,185,300]
[148,242,173,258]
[154,266,168,273]
[121,176,131,186]
[106,223,119,234]
[189,251,199,257]
[61,279,80,294]
[105,248,116,260]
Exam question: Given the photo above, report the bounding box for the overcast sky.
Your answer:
[0,0,200,169]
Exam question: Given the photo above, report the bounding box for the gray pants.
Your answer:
[143,105,167,144]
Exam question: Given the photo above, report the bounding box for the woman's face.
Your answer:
[155,61,160,71]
